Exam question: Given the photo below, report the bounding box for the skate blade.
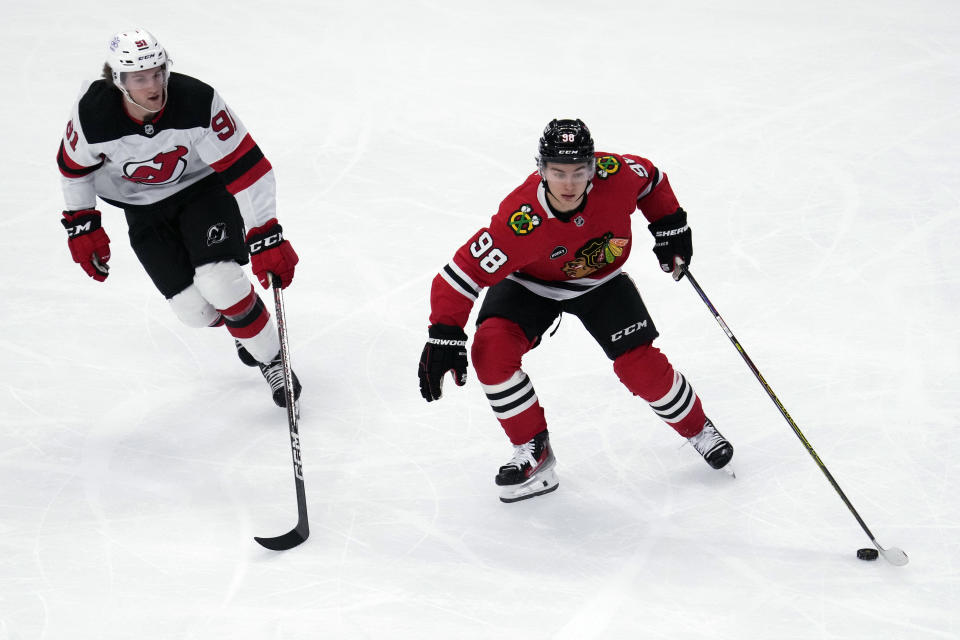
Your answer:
[499,468,559,503]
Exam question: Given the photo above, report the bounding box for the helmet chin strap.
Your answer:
[120,85,167,115]
[543,179,590,201]
[543,180,589,219]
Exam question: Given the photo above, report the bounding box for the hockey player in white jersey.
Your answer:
[57,28,301,408]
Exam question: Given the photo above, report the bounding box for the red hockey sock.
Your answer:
[613,344,706,438]
[472,317,547,445]
[219,285,270,339]
[218,285,278,363]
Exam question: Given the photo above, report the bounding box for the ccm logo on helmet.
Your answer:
[611,321,647,342]
[249,231,283,254]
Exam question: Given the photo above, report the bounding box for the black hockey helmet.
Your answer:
[537,118,595,169]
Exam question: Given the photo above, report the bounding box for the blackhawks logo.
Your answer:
[508,204,541,236]
[562,232,629,278]
[596,155,620,179]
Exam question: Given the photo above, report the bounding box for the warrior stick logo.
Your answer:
[122,146,188,185]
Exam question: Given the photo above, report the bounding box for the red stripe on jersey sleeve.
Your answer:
[57,141,102,177]
[224,156,272,195]
[210,134,257,173]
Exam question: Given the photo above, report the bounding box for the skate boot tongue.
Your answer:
[258,353,302,408]
[495,430,559,503]
[688,419,734,470]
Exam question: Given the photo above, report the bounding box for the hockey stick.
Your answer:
[680,265,908,566]
[254,273,309,550]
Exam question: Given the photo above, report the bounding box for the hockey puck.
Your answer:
[857,548,879,561]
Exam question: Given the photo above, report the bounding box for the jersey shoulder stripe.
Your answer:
[77,81,133,143]
[163,73,215,129]
[78,73,215,143]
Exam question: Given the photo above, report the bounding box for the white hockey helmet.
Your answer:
[106,28,170,91]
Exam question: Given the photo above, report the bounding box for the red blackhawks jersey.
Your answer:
[57,72,276,229]
[429,152,682,328]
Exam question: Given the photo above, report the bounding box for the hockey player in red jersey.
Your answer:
[418,119,733,502]
[57,28,301,408]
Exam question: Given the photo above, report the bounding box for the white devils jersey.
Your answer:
[57,73,276,229]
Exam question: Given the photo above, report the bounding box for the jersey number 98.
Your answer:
[470,231,508,274]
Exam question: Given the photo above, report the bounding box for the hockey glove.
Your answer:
[61,209,110,282]
[419,324,468,402]
[246,218,299,289]
[648,208,692,281]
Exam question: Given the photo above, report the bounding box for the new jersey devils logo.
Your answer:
[122,146,188,185]
[206,223,227,246]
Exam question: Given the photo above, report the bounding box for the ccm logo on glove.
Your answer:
[245,219,299,289]
[61,209,111,282]
[249,230,283,254]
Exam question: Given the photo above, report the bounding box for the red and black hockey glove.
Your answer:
[246,218,299,289]
[61,209,110,282]
[648,208,692,281]
[419,324,468,402]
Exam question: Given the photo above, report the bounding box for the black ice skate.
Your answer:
[688,418,734,470]
[495,429,559,503]
[258,353,302,408]
[235,339,259,367]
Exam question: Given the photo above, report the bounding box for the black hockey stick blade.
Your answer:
[254,524,308,550]
[254,477,309,550]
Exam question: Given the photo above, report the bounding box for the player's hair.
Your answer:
[101,63,115,84]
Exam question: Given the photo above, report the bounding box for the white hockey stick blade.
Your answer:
[878,545,909,566]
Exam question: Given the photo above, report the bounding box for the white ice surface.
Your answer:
[1,1,958,638]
